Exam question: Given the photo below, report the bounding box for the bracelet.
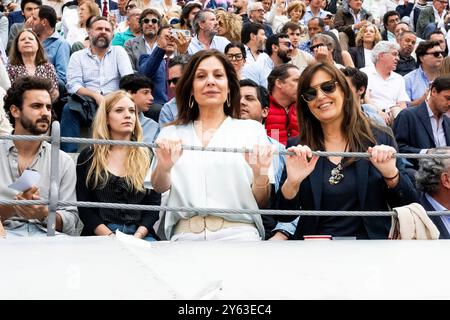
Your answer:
[383,170,399,180]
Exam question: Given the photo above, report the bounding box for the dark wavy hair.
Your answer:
[8,29,47,66]
[296,62,377,153]
[174,49,241,125]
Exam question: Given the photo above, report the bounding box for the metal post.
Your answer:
[47,121,61,236]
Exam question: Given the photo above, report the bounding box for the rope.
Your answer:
[1,134,449,159]
[1,199,448,217]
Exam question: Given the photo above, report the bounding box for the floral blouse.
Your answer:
[7,62,59,94]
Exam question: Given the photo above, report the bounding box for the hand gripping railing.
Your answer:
[0,121,449,236]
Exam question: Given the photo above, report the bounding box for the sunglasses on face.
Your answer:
[226,53,244,61]
[142,18,159,24]
[302,80,338,102]
[425,51,445,57]
[167,77,179,85]
[310,43,325,51]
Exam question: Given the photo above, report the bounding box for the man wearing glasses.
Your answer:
[404,40,444,107]
[242,33,293,89]
[125,8,162,71]
[417,0,448,39]
[247,2,273,38]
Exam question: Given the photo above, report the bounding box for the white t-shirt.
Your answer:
[154,117,274,239]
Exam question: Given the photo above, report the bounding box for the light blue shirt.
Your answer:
[43,31,71,85]
[404,66,430,102]
[425,193,450,234]
[187,35,230,55]
[241,53,274,89]
[159,97,178,126]
[66,46,133,95]
[139,113,160,143]
[301,6,330,25]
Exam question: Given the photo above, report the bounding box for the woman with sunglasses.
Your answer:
[151,50,274,241]
[276,63,417,239]
[224,42,246,79]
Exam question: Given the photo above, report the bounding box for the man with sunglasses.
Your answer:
[242,33,293,89]
[125,8,162,71]
[404,40,444,107]
[159,54,189,126]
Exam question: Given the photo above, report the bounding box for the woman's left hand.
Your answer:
[244,144,274,178]
[367,145,398,178]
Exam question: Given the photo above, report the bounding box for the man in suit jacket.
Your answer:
[416,0,447,39]
[416,147,450,239]
[393,76,450,169]
[125,8,161,71]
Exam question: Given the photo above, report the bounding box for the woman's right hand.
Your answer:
[155,138,183,172]
[285,145,319,186]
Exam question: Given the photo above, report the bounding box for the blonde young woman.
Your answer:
[76,90,161,240]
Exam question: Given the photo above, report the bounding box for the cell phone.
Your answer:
[171,29,191,38]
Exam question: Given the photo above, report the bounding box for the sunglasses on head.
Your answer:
[425,51,445,57]
[142,18,159,24]
[302,80,338,102]
[226,53,244,61]
[167,77,179,86]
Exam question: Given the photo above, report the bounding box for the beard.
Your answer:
[278,50,291,63]
[92,35,111,48]
[20,115,50,135]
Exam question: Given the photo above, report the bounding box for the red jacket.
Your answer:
[265,96,299,146]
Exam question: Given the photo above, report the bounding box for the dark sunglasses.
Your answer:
[142,18,159,24]
[226,53,244,61]
[425,51,445,57]
[167,77,179,86]
[310,43,325,51]
[302,80,338,102]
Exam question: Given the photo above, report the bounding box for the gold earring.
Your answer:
[189,95,194,109]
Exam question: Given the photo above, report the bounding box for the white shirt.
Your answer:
[187,35,230,55]
[363,48,374,68]
[426,102,447,148]
[361,66,410,111]
[425,193,450,235]
[241,53,274,89]
[154,117,274,239]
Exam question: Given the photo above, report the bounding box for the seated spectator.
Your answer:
[179,1,202,35]
[7,29,59,102]
[241,22,266,65]
[361,41,410,115]
[61,16,133,153]
[247,1,273,38]
[394,30,417,76]
[428,30,448,56]
[225,41,246,79]
[323,30,355,67]
[187,9,230,54]
[349,23,382,69]
[299,17,325,54]
[281,22,315,74]
[242,33,293,89]
[416,147,450,239]
[340,66,386,126]
[276,62,417,240]
[216,10,242,42]
[0,76,82,237]
[112,7,142,47]
[381,11,400,42]
[310,33,353,68]
[7,0,41,54]
[393,76,450,169]
[416,0,447,39]
[76,90,161,240]
[404,40,443,107]
[158,54,189,126]
[151,50,274,241]
[65,0,99,46]
[270,1,306,33]
[265,64,300,146]
[119,74,159,143]
[301,0,331,25]
[334,0,374,50]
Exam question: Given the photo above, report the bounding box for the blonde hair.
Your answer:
[79,0,100,27]
[438,56,450,76]
[287,1,306,20]
[355,24,382,48]
[86,90,150,192]
[216,10,242,42]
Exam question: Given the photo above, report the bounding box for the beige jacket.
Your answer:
[389,203,440,240]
